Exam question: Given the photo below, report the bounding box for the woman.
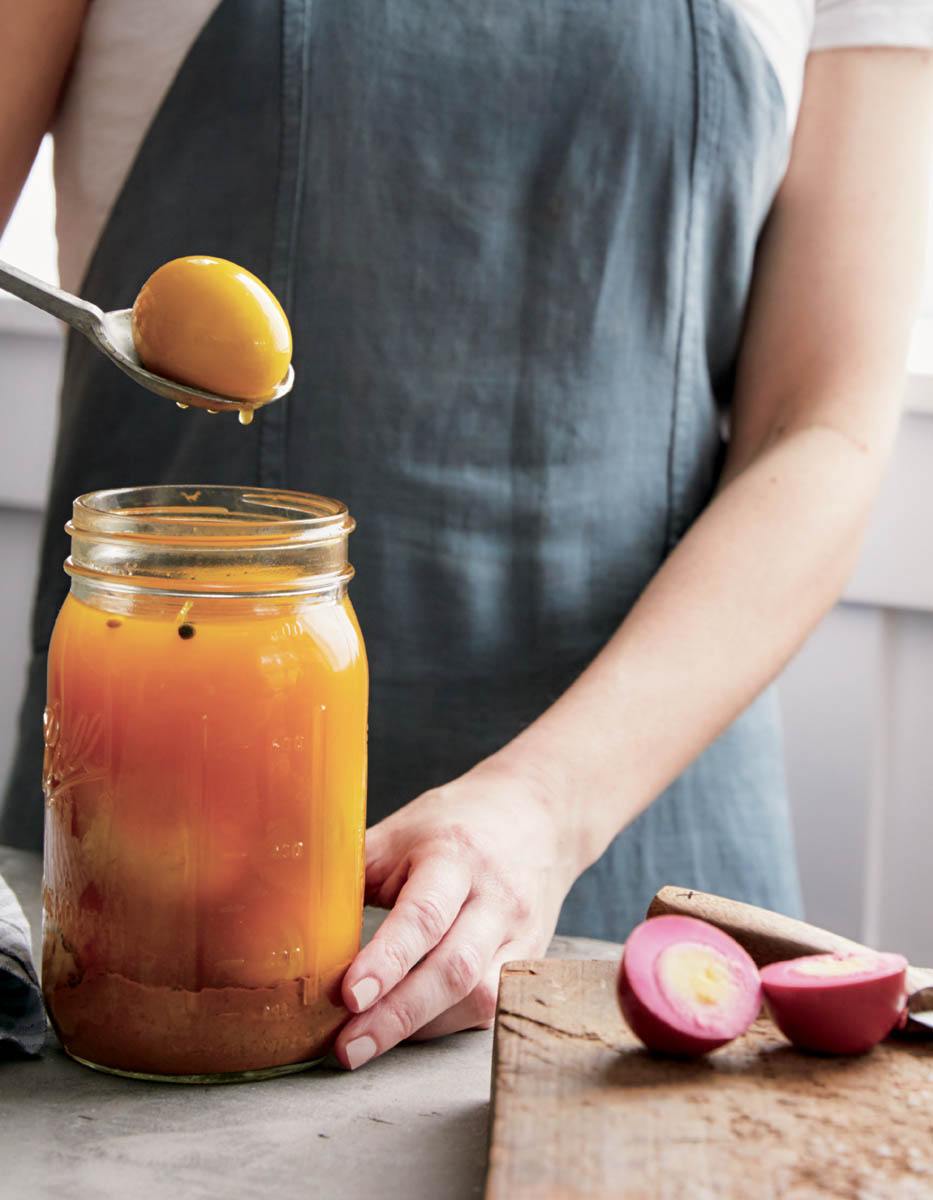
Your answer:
[1,0,931,1070]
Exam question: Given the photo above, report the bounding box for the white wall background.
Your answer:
[2,142,932,967]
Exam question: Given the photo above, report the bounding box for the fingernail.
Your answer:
[345,1035,378,1070]
[349,976,380,1011]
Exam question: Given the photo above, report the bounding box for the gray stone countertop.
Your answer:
[0,846,621,1199]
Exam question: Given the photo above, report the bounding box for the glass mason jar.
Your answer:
[41,485,368,1081]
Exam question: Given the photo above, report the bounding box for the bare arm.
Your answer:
[0,0,88,232]
[334,47,933,1068]
[503,46,933,870]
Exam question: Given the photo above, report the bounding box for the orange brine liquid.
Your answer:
[42,589,367,1078]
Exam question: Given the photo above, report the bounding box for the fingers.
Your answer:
[406,947,518,1040]
[334,901,506,1070]
[361,822,408,906]
[342,854,473,1015]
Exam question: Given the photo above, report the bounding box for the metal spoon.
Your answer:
[0,258,294,421]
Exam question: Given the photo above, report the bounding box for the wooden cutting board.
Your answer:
[486,959,933,1199]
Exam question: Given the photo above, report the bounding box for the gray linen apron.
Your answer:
[3,0,804,938]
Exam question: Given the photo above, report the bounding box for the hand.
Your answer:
[333,758,577,1069]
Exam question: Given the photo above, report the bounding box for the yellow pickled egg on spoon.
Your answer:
[131,256,293,403]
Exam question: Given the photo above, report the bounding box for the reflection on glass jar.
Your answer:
[41,485,368,1081]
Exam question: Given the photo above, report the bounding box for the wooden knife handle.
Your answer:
[647,886,873,967]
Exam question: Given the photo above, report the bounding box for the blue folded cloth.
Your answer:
[0,871,46,1056]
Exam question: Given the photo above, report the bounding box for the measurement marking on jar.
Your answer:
[271,841,305,860]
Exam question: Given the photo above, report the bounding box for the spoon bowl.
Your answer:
[0,258,293,417]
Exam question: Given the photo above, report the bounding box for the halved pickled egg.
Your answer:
[760,952,909,1054]
[617,915,763,1056]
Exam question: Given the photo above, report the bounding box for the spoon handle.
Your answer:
[0,258,105,337]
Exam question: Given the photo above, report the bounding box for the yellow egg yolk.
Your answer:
[131,256,292,402]
[791,955,875,978]
[656,942,740,1016]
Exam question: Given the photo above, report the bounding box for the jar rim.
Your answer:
[65,485,355,596]
[69,485,353,542]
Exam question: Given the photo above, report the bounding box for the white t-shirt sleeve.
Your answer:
[812,1,933,50]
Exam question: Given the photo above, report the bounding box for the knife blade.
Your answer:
[647,885,933,1040]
